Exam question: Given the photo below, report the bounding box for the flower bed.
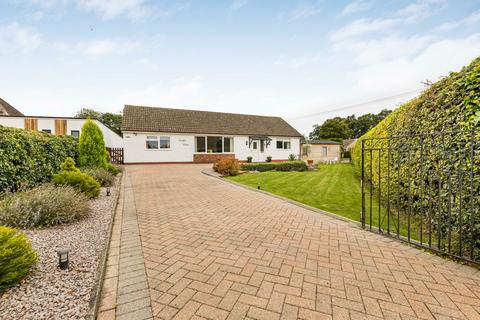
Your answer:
[0,178,120,319]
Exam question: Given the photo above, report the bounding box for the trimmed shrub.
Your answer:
[105,163,121,176]
[240,161,307,172]
[0,226,37,292]
[246,156,253,163]
[0,184,90,228]
[53,158,100,198]
[83,167,115,187]
[77,119,107,168]
[213,158,240,176]
[352,56,480,259]
[0,126,77,192]
[266,156,272,162]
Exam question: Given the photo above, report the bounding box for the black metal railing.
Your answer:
[361,129,479,265]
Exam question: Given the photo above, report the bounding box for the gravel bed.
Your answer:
[0,178,120,320]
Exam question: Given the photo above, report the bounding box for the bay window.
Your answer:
[195,136,234,153]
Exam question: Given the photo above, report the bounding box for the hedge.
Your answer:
[240,161,307,172]
[352,56,480,259]
[0,126,78,192]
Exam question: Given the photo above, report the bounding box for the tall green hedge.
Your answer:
[0,126,78,192]
[352,56,480,259]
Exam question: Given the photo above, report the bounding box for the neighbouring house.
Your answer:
[0,98,24,116]
[0,99,123,148]
[121,105,302,163]
[343,138,358,151]
[301,140,341,163]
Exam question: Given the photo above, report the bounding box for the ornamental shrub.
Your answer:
[0,126,77,192]
[77,119,107,168]
[246,156,253,163]
[83,167,114,187]
[240,161,307,172]
[105,163,121,176]
[213,158,240,176]
[0,184,90,228]
[53,158,100,198]
[288,154,297,161]
[0,226,37,292]
[351,56,480,259]
[266,156,272,162]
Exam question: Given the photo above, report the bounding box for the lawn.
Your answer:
[228,163,420,239]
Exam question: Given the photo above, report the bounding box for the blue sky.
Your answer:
[1,0,480,135]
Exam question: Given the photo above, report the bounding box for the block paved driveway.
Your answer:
[102,164,480,320]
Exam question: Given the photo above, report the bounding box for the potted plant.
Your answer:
[247,156,253,163]
[266,156,272,162]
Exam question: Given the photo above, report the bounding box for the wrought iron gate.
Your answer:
[360,129,479,265]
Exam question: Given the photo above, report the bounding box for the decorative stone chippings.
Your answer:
[0,180,120,320]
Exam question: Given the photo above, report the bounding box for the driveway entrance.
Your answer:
[98,164,480,320]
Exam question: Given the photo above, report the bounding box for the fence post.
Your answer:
[361,139,365,228]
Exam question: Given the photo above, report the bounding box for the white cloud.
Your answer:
[76,38,140,58]
[231,0,248,10]
[340,1,370,16]
[76,0,151,21]
[394,0,445,23]
[121,76,206,107]
[331,18,399,42]
[435,11,480,32]
[288,3,322,21]
[0,22,43,54]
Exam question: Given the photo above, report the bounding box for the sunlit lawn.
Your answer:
[228,163,420,240]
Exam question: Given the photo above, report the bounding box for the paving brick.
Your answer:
[97,165,480,320]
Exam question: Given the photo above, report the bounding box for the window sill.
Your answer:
[145,149,172,151]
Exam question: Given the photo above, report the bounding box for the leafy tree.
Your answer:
[309,117,351,140]
[75,108,102,119]
[100,112,122,133]
[309,109,392,140]
[77,119,107,168]
[75,108,122,134]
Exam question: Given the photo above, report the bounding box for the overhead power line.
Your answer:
[288,89,421,121]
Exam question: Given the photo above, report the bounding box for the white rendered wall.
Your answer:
[123,132,195,163]
[123,132,301,163]
[0,117,23,128]
[0,116,123,148]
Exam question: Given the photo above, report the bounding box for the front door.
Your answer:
[251,140,265,162]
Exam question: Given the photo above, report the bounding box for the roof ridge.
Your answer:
[124,104,283,120]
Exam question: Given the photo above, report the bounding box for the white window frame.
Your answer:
[146,135,159,150]
[276,138,291,150]
[159,136,171,149]
[195,136,234,154]
[321,146,328,157]
[145,135,171,150]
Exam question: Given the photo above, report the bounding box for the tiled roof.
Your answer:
[121,105,302,137]
[302,139,341,145]
[0,98,24,116]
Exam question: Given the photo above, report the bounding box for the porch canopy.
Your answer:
[248,135,272,147]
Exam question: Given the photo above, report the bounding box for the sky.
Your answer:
[1,0,480,135]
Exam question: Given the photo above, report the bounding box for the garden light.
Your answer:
[57,248,70,270]
[106,187,111,196]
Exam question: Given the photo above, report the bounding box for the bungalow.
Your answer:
[121,105,302,164]
[0,98,123,148]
